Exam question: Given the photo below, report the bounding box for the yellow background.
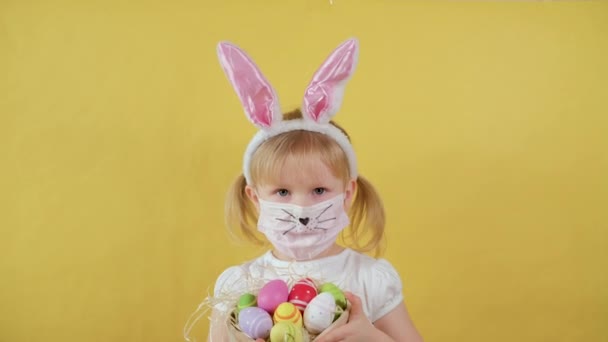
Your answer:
[1,1,607,341]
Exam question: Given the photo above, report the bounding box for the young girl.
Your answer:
[207,38,423,341]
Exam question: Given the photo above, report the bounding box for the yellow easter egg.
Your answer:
[273,302,303,327]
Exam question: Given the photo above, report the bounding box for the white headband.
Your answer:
[217,38,360,185]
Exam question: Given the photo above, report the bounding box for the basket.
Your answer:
[227,301,351,341]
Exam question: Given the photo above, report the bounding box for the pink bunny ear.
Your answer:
[302,38,359,123]
[217,42,282,129]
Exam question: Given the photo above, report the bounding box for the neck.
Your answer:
[271,243,345,261]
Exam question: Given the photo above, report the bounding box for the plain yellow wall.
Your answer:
[1,1,607,341]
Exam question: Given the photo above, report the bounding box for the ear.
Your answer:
[217,41,282,129]
[302,38,359,123]
[245,184,260,211]
[343,178,357,212]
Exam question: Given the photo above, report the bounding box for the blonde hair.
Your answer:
[225,109,386,256]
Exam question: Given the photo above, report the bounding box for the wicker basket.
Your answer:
[227,301,351,341]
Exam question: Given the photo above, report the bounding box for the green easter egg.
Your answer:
[319,283,347,310]
[236,293,257,314]
[270,321,303,342]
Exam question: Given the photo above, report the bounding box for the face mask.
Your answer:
[257,194,350,261]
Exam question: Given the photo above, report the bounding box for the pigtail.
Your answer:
[345,175,387,257]
[224,174,265,246]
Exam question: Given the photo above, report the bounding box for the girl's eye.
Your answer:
[277,189,289,197]
[313,188,326,195]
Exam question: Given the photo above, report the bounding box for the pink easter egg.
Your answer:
[238,307,273,339]
[257,279,289,314]
[288,278,318,312]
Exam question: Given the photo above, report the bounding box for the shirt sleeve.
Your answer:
[368,258,404,322]
[213,266,248,313]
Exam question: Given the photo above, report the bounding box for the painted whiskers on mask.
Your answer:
[277,202,337,235]
[257,195,350,261]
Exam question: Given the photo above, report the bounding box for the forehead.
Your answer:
[260,155,342,187]
[249,129,350,187]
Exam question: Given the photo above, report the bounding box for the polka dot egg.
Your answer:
[303,292,337,334]
[288,278,318,312]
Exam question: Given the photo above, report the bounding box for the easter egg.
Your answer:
[273,302,303,327]
[270,321,303,342]
[319,283,347,310]
[288,278,318,312]
[303,292,336,334]
[238,307,273,340]
[258,279,289,314]
[237,293,257,314]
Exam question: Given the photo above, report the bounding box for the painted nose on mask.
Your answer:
[256,194,350,260]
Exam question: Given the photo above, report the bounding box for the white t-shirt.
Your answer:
[213,248,404,322]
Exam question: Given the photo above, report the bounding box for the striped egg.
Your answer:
[238,307,273,339]
[273,302,303,327]
[236,293,257,314]
[288,278,318,312]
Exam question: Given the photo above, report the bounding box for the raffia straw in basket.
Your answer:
[227,301,351,341]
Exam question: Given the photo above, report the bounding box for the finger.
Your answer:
[314,324,350,342]
[317,293,363,342]
[343,291,364,320]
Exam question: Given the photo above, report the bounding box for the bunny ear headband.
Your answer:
[217,38,359,185]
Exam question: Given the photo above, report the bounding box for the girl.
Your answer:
[208,38,423,341]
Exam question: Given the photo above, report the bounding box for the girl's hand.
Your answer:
[315,292,394,342]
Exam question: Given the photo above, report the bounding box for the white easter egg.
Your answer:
[303,292,336,334]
